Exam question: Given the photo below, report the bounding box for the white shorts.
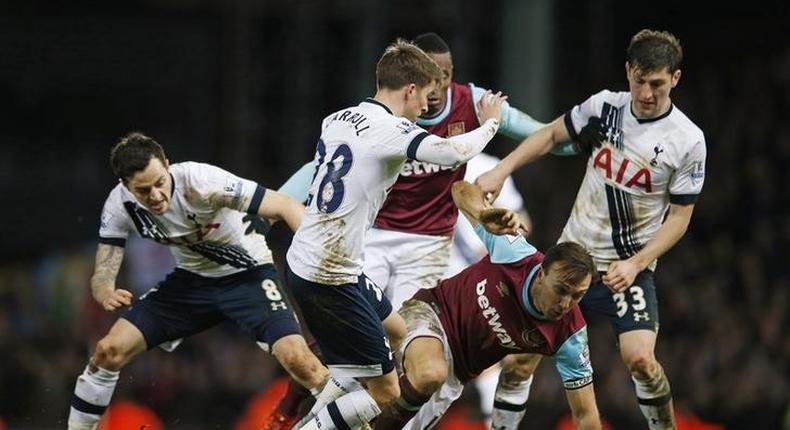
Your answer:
[364,228,452,311]
[397,300,465,430]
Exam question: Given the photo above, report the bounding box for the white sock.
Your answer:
[473,367,501,424]
[633,366,674,430]
[68,365,120,429]
[491,374,532,430]
[299,390,381,430]
[296,376,363,427]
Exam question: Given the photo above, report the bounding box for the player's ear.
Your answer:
[405,83,417,98]
[164,158,170,169]
[671,69,681,88]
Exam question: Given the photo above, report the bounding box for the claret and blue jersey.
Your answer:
[413,226,593,389]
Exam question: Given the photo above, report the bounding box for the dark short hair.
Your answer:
[543,242,597,286]
[376,39,443,90]
[627,29,683,74]
[110,132,167,182]
[413,32,450,54]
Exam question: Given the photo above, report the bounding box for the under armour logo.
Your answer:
[634,312,650,322]
[650,144,664,166]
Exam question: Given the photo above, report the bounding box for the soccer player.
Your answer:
[363,31,573,428]
[374,180,601,430]
[444,152,530,426]
[477,29,707,429]
[285,40,504,430]
[67,132,330,430]
[365,32,573,311]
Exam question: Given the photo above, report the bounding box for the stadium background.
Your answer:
[1,0,787,428]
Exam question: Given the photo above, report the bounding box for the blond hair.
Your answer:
[376,39,443,90]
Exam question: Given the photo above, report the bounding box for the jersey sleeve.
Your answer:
[668,139,706,205]
[186,163,265,214]
[563,90,610,141]
[278,161,315,203]
[98,190,131,247]
[473,224,537,264]
[553,326,594,390]
[373,117,432,160]
[470,83,544,141]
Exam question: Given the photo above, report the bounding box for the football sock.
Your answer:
[296,376,363,427]
[473,367,501,424]
[633,364,675,430]
[299,390,381,430]
[67,364,119,429]
[490,374,532,430]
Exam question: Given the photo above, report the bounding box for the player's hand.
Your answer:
[242,214,272,236]
[478,208,527,236]
[95,288,133,312]
[477,90,507,125]
[602,260,640,293]
[475,166,508,203]
[575,116,607,153]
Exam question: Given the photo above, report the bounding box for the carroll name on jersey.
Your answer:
[287,98,430,285]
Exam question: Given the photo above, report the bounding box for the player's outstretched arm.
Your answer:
[474,85,577,157]
[91,244,131,312]
[565,384,602,430]
[412,92,504,167]
[256,189,305,232]
[450,180,524,236]
[476,116,570,201]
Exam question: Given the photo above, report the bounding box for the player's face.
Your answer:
[125,157,172,215]
[404,82,437,122]
[626,63,681,119]
[423,52,453,117]
[535,265,592,320]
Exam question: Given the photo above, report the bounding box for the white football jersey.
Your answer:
[98,162,274,277]
[560,90,706,271]
[287,99,431,285]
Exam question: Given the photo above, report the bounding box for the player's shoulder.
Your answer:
[666,104,705,145]
[592,89,629,105]
[104,181,129,207]
[171,161,228,180]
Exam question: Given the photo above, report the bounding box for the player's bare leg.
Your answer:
[374,337,447,429]
[290,311,406,429]
[271,334,329,393]
[264,335,331,429]
[491,353,540,429]
[619,330,675,429]
[67,318,147,430]
[381,310,407,357]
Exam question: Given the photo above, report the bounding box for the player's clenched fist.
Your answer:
[476,90,507,125]
[94,288,133,311]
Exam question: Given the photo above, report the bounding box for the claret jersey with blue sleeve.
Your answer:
[412,226,593,388]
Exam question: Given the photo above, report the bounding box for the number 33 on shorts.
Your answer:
[612,285,649,322]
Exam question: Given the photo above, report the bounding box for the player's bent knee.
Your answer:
[411,362,447,395]
[93,338,129,371]
[501,354,540,381]
[626,352,658,379]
